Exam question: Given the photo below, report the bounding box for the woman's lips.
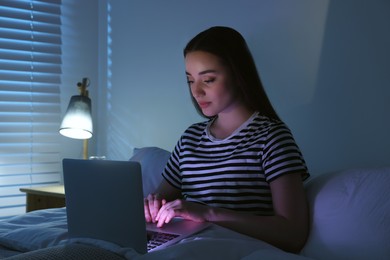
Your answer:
[198,102,211,109]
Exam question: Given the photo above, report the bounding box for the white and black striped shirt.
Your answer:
[162,112,309,215]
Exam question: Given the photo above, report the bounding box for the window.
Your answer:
[0,0,62,218]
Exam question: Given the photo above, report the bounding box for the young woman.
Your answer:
[144,26,310,253]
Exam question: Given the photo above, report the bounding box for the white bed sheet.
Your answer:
[0,207,311,259]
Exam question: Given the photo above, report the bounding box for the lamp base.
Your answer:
[83,139,88,160]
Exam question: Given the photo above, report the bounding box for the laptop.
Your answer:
[62,158,210,254]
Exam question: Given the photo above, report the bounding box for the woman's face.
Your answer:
[185,51,237,117]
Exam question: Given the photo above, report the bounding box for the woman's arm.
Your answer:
[155,173,309,253]
[207,173,309,252]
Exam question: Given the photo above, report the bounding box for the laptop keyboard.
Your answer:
[147,230,179,251]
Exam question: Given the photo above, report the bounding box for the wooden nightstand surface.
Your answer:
[20,185,65,212]
[20,185,65,198]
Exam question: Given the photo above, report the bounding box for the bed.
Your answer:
[0,147,389,259]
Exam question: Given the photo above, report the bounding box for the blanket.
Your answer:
[0,207,310,259]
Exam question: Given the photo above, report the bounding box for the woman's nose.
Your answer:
[191,82,204,97]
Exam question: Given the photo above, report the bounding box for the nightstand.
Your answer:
[20,185,65,212]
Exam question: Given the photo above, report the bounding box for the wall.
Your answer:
[89,0,389,176]
[289,0,390,174]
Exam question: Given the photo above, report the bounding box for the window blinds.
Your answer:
[0,0,62,218]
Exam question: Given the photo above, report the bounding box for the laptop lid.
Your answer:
[63,158,210,254]
[63,158,148,253]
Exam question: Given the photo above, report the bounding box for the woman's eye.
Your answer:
[204,78,215,84]
[186,78,194,84]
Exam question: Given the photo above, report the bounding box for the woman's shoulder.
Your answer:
[244,114,295,143]
[185,120,210,131]
[250,113,288,131]
[180,120,210,138]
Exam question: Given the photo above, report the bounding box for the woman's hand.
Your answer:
[144,193,166,223]
[155,199,209,227]
[144,179,182,224]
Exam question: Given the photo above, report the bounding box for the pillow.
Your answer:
[129,147,171,196]
[301,168,390,260]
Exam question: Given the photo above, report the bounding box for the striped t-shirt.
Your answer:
[162,112,309,215]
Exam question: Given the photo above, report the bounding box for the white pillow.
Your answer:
[129,147,171,196]
[301,168,390,260]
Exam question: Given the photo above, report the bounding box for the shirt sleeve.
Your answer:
[261,122,309,182]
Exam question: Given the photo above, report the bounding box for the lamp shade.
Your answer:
[59,95,93,139]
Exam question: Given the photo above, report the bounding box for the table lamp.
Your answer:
[59,78,93,159]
